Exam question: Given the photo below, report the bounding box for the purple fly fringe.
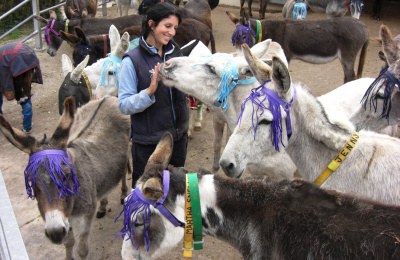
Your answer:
[231,22,255,47]
[115,189,152,252]
[237,80,286,152]
[25,150,80,203]
[361,69,400,120]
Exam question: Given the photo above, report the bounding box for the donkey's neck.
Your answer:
[286,85,354,179]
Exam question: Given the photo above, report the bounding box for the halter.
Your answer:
[231,20,262,47]
[24,149,80,202]
[115,170,185,251]
[44,19,60,45]
[231,21,255,47]
[115,171,203,256]
[214,59,257,111]
[99,54,122,88]
[361,68,400,120]
[237,81,296,152]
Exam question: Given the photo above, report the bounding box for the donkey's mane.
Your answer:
[292,83,354,150]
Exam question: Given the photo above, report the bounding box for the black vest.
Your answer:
[125,38,188,145]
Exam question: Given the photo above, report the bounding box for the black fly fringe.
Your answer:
[361,69,399,120]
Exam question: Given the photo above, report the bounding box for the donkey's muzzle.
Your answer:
[45,226,68,244]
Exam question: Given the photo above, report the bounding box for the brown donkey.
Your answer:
[0,96,130,259]
[228,11,369,83]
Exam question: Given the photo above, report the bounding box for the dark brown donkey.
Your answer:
[119,132,400,259]
[61,18,216,66]
[34,10,144,57]
[228,11,369,83]
[0,96,130,259]
[64,0,98,19]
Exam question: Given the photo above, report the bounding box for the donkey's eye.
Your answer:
[258,119,271,126]
[207,65,216,74]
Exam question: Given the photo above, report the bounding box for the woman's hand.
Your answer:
[147,63,160,97]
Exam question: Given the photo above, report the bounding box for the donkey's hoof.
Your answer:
[194,126,201,132]
[96,211,106,218]
[120,198,124,205]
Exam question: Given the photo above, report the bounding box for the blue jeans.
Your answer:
[20,99,32,130]
[0,94,3,115]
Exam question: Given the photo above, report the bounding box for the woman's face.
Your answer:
[149,15,179,46]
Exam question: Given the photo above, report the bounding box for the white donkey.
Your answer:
[60,24,130,103]
[119,132,400,260]
[220,39,400,206]
[160,39,298,179]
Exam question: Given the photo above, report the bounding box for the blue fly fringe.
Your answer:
[24,150,80,203]
[237,81,285,152]
[115,189,152,252]
[361,69,400,120]
[99,54,121,88]
[231,21,255,47]
[215,60,239,111]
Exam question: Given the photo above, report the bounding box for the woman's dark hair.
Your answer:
[142,2,182,39]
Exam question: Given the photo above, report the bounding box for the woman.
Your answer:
[118,2,189,188]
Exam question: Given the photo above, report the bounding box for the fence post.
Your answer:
[31,0,44,51]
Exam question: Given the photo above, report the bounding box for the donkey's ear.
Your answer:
[240,8,249,24]
[0,115,36,154]
[50,96,76,147]
[242,43,272,84]
[74,27,88,45]
[142,177,164,201]
[33,15,49,26]
[49,10,57,20]
[114,32,130,59]
[272,56,292,96]
[60,30,79,44]
[70,55,89,83]
[226,11,239,25]
[380,25,398,66]
[61,54,73,77]
[109,24,121,53]
[249,39,272,59]
[147,132,174,169]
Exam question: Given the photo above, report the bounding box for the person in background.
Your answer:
[118,2,189,189]
[371,0,382,20]
[293,0,307,19]
[0,42,43,134]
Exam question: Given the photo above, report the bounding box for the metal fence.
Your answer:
[0,0,67,50]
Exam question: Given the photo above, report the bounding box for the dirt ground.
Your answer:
[1,1,400,259]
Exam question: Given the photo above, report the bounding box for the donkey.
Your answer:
[227,11,369,83]
[34,10,144,56]
[282,0,364,19]
[0,96,130,259]
[116,0,140,16]
[119,132,400,260]
[61,18,216,67]
[219,43,400,206]
[59,25,130,110]
[65,0,98,19]
[60,25,141,66]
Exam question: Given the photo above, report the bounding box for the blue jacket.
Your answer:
[119,37,188,145]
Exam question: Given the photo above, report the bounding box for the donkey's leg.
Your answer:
[76,210,96,259]
[248,0,253,17]
[340,58,356,83]
[259,0,267,19]
[194,105,202,131]
[96,197,108,218]
[120,160,129,204]
[64,226,75,260]
[212,117,225,173]
[188,109,194,140]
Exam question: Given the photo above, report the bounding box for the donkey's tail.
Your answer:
[357,39,369,79]
[210,31,217,54]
